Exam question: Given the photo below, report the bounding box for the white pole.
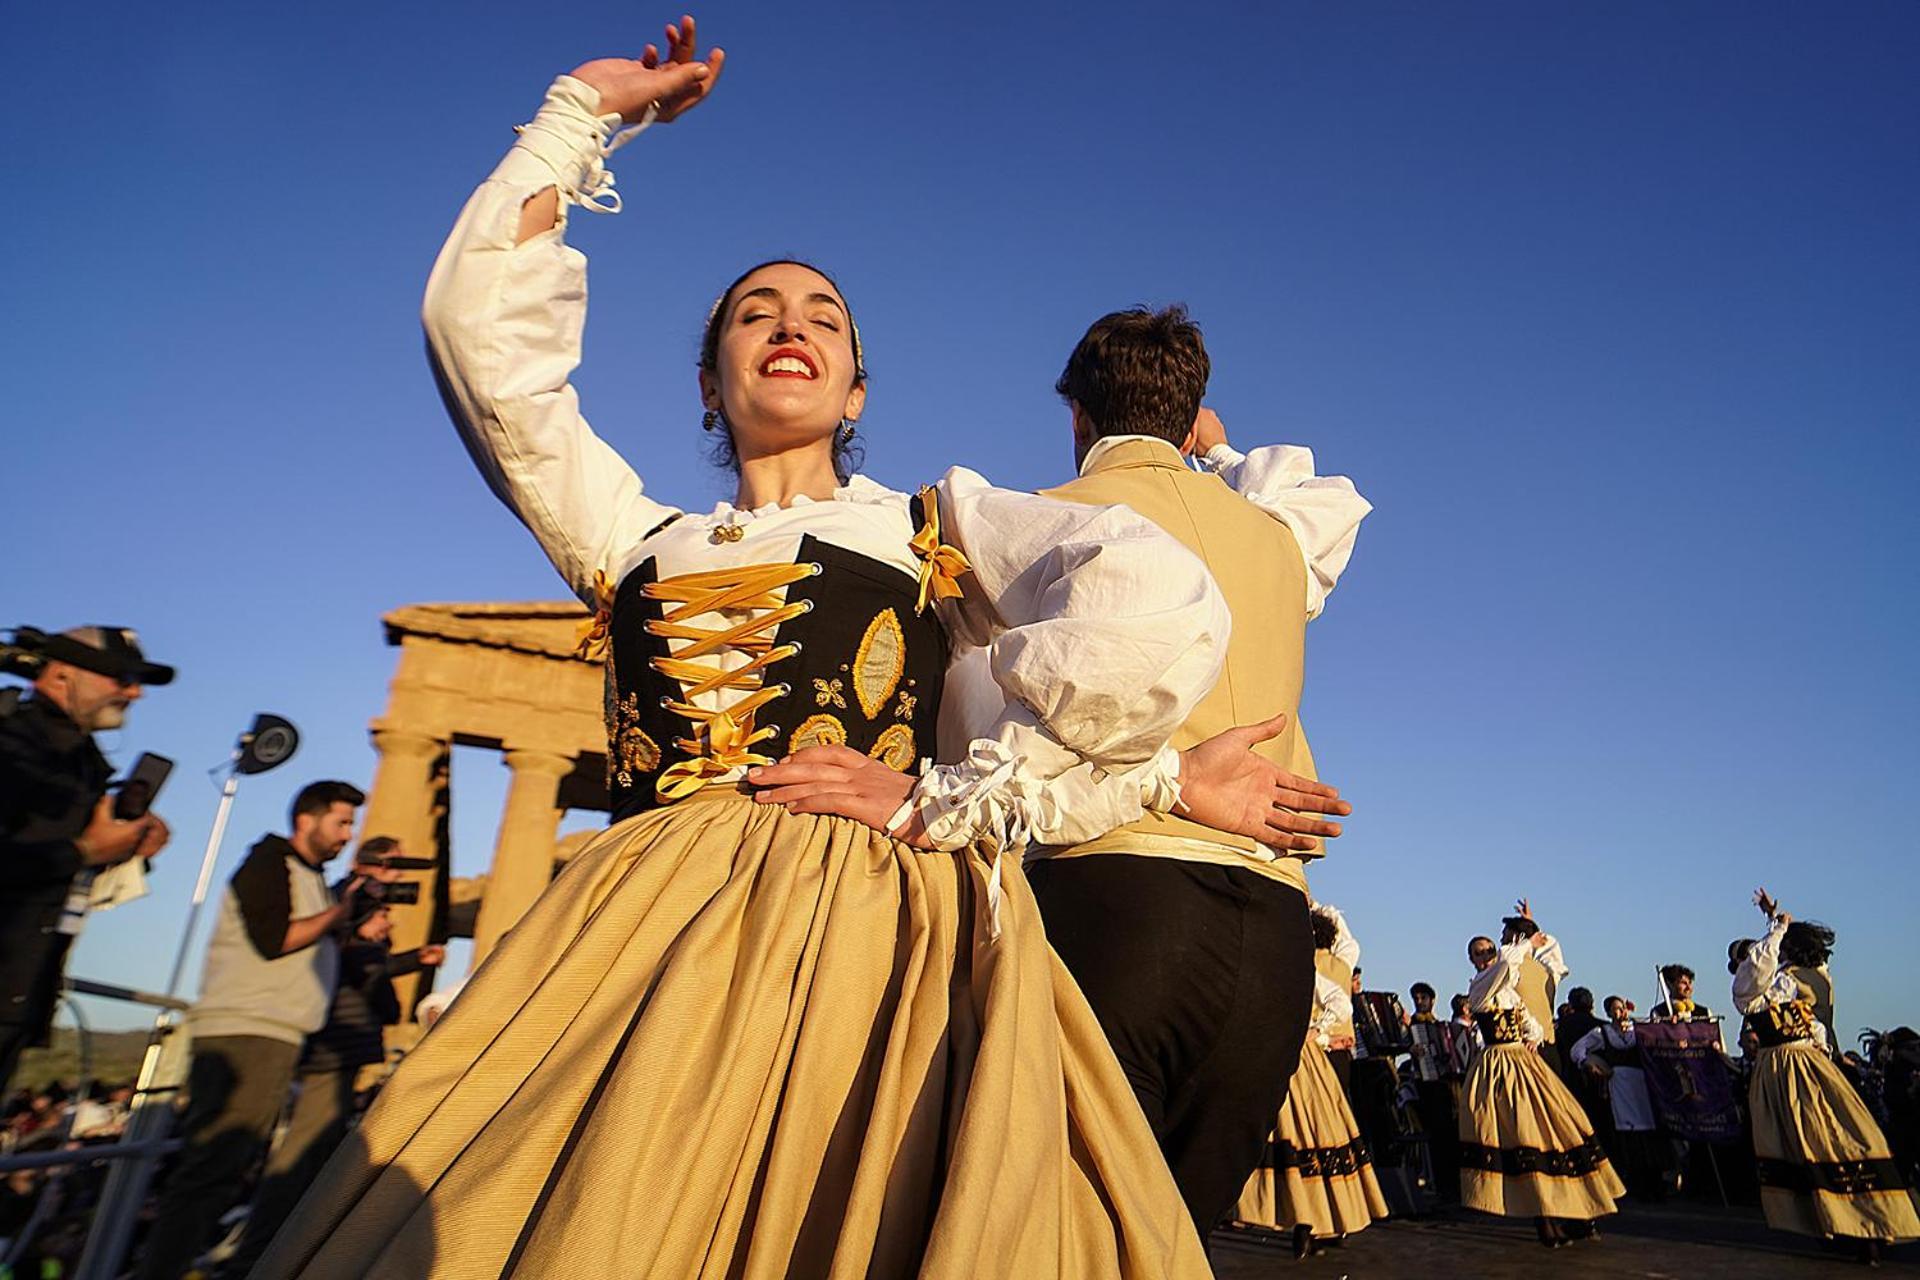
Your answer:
[164,763,239,1000]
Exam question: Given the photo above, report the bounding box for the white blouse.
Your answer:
[1466,937,1555,1045]
[1310,971,1352,1048]
[423,76,1237,852]
[1732,915,1829,1051]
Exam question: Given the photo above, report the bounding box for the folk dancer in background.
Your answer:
[1503,899,1570,1074]
[1312,902,1361,1093]
[1732,889,1919,1265]
[1460,923,1622,1249]
[1231,927,1389,1259]
[1780,918,1839,1054]
[1571,996,1672,1201]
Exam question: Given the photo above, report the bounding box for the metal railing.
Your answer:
[1,977,195,1280]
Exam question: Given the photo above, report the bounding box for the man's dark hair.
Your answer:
[1410,981,1436,1001]
[1450,993,1471,1017]
[1782,921,1835,969]
[1500,915,1540,942]
[1728,938,1756,975]
[1310,911,1339,951]
[1568,986,1595,1012]
[290,780,366,826]
[1055,305,1210,445]
[1660,963,1694,986]
[357,835,400,862]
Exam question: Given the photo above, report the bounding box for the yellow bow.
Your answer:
[574,570,614,661]
[1672,1000,1694,1016]
[655,709,775,801]
[908,487,971,615]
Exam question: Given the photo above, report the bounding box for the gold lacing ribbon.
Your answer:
[644,561,817,801]
[574,569,614,661]
[908,487,971,615]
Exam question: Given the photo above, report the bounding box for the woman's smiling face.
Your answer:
[702,262,865,463]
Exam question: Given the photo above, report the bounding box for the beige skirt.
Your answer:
[1458,1043,1623,1219]
[1751,1041,1920,1241]
[1233,1037,1389,1237]
[253,792,1209,1278]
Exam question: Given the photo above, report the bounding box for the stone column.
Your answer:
[361,727,446,1011]
[470,748,572,965]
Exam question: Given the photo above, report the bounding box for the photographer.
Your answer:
[228,835,445,1273]
[138,780,366,1280]
[1,626,173,1091]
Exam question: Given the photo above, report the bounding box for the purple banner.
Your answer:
[1635,1020,1743,1143]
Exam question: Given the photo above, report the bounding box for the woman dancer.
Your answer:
[1230,910,1388,1259]
[1458,908,1622,1248]
[1734,890,1919,1265]
[256,18,1349,1280]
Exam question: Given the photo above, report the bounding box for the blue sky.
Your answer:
[5,2,1916,1038]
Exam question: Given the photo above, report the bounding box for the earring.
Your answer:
[839,420,856,444]
[702,409,720,432]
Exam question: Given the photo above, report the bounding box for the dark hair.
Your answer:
[1603,994,1629,1016]
[1409,981,1436,1001]
[1467,934,1496,956]
[1310,911,1339,951]
[1660,963,1694,985]
[290,780,365,826]
[1500,915,1539,942]
[1728,938,1756,975]
[1568,986,1595,1012]
[1782,921,1835,969]
[357,835,399,861]
[1450,993,1471,1016]
[1055,305,1210,446]
[699,259,866,484]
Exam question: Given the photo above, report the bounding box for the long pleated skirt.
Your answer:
[1233,1038,1389,1237]
[1458,1042,1623,1219]
[253,792,1210,1278]
[1751,1041,1920,1241]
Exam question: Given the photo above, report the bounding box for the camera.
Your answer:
[353,878,421,909]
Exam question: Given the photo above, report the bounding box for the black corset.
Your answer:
[1744,1001,1816,1048]
[601,535,949,823]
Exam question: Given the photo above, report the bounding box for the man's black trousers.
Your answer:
[1027,854,1315,1238]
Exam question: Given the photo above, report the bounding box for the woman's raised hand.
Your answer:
[570,14,726,123]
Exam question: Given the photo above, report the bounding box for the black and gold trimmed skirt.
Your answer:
[1458,1042,1623,1219]
[1234,1038,1390,1237]
[1751,1041,1920,1241]
[254,791,1211,1278]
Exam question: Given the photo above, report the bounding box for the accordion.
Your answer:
[1355,990,1413,1055]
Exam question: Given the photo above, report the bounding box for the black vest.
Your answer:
[602,535,949,823]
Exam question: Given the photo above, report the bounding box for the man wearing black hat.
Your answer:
[0,626,174,1089]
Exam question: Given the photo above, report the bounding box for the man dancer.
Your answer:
[1024,305,1371,1236]
[1504,899,1570,1074]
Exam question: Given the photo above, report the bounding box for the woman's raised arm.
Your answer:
[422,20,724,602]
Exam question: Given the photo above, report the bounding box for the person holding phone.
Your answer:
[0,625,174,1091]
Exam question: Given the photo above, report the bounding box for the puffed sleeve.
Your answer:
[1732,916,1790,1014]
[901,468,1230,851]
[1314,902,1363,970]
[1195,443,1371,618]
[1533,932,1570,983]
[423,75,681,604]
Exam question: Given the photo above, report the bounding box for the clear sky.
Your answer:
[5,2,1916,1040]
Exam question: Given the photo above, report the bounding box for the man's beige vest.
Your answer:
[1314,950,1357,1043]
[1041,438,1317,889]
[1519,955,1559,1045]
